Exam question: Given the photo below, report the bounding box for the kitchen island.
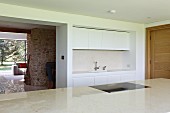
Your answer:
[0,78,170,113]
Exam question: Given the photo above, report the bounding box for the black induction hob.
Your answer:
[91,82,150,93]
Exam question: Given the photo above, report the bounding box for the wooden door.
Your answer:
[151,28,170,79]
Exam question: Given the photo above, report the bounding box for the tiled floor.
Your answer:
[0,70,47,93]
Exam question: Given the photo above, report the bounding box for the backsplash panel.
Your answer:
[73,50,125,72]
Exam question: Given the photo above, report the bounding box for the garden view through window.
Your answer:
[0,39,27,71]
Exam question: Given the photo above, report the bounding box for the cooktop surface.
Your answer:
[91,82,150,93]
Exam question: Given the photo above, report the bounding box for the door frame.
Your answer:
[146,24,170,79]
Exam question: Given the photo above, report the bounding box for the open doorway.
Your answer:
[0,20,57,93]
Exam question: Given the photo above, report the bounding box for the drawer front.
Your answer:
[107,75,121,84]
[121,74,136,82]
[95,76,108,85]
[73,77,95,87]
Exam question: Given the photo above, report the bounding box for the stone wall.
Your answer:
[27,28,56,86]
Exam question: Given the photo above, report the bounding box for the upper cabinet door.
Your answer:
[73,27,89,49]
[102,30,116,50]
[102,31,130,50]
[72,27,130,50]
[89,29,102,49]
[114,32,130,50]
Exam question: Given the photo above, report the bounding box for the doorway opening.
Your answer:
[0,20,58,93]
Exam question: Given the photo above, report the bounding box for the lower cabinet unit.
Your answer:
[121,74,136,82]
[72,71,136,87]
[95,76,108,85]
[72,77,95,87]
[107,75,121,84]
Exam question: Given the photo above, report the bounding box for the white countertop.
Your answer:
[0,78,170,113]
[72,69,133,74]
[72,70,136,78]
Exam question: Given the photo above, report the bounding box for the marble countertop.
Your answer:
[0,78,170,113]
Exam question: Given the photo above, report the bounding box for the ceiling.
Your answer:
[0,0,169,24]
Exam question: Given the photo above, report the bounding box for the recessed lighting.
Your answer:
[108,10,116,14]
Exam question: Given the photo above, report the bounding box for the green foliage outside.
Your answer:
[0,39,26,66]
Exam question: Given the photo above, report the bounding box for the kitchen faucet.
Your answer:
[94,61,100,71]
[103,66,107,70]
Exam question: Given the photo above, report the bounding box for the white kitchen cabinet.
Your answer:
[72,77,95,87]
[88,29,102,49]
[72,71,136,87]
[121,73,136,82]
[72,27,130,50]
[102,30,116,49]
[114,32,130,50]
[95,76,108,85]
[72,27,89,49]
[102,30,130,50]
[107,75,121,84]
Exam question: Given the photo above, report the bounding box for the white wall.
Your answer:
[0,3,145,87]
[56,25,68,88]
